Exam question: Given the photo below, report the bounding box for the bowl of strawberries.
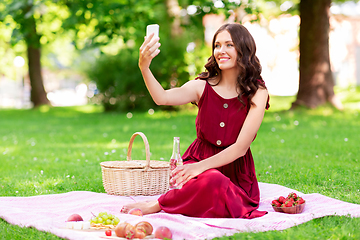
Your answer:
[271,192,306,214]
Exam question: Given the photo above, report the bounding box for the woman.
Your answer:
[121,23,269,219]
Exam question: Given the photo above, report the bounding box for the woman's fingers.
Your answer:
[170,165,183,177]
[139,35,160,65]
[170,166,194,186]
[140,34,160,53]
[139,35,160,69]
[140,33,155,50]
[175,174,192,186]
[150,48,160,58]
[148,42,161,57]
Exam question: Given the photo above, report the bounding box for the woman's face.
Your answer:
[213,30,238,71]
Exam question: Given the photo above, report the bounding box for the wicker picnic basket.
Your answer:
[100,132,170,196]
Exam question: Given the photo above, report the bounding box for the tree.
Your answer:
[1,0,241,109]
[239,0,356,110]
[291,0,345,109]
[1,0,167,108]
[242,0,356,110]
[1,0,51,107]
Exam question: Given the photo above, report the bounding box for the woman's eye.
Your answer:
[215,44,220,49]
[227,44,233,47]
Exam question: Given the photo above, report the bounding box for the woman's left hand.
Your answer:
[170,162,205,187]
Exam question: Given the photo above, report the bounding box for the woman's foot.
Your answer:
[120,200,161,215]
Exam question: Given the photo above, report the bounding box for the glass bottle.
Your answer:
[169,137,183,190]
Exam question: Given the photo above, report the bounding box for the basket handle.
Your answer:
[127,132,151,170]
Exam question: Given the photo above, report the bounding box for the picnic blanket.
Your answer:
[1,182,360,240]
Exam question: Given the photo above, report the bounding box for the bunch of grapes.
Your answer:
[90,212,120,226]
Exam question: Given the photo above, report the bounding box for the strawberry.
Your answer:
[278,196,286,204]
[272,200,281,207]
[287,192,297,200]
[285,199,294,207]
[296,197,305,205]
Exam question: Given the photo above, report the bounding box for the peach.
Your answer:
[67,213,83,222]
[155,226,172,239]
[128,208,143,216]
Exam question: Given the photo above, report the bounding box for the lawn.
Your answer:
[0,88,360,239]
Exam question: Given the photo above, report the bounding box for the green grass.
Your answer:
[0,89,360,240]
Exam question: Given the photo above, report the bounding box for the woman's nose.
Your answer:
[217,46,225,53]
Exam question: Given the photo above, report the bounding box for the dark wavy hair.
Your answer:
[197,23,266,107]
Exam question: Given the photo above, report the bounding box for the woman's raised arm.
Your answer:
[139,34,204,106]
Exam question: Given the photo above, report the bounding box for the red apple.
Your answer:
[67,213,83,222]
[128,208,143,216]
[155,226,172,239]
[105,230,112,236]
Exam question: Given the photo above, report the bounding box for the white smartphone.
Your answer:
[146,24,159,38]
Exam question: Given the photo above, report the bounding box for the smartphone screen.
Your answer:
[146,24,159,38]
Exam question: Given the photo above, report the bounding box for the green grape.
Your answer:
[90,211,120,226]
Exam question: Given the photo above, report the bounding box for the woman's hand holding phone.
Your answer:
[139,24,160,70]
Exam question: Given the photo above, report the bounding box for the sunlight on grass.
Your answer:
[73,105,103,113]
[39,105,51,113]
[15,178,65,195]
[344,102,360,111]
[268,95,296,112]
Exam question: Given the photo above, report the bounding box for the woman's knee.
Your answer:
[199,169,228,184]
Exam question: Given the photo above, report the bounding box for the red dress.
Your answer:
[158,81,269,219]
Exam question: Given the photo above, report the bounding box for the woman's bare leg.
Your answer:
[120,200,161,215]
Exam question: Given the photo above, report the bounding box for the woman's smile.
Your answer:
[218,56,230,63]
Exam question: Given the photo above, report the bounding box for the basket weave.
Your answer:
[100,132,170,196]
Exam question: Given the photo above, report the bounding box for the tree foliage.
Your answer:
[68,0,256,111]
[2,0,356,109]
[0,0,257,110]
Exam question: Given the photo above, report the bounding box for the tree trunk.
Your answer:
[22,6,50,107]
[27,45,50,107]
[292,0,343,110]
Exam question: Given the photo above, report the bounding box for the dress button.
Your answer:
[216,140,222,145]
[220,122,225,127]
[223,103,228,109]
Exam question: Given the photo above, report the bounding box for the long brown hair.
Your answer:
[197,23,266,107]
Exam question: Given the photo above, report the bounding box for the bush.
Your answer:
[87,35,190,112]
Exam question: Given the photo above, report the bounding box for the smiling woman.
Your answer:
[123,23,269,219]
